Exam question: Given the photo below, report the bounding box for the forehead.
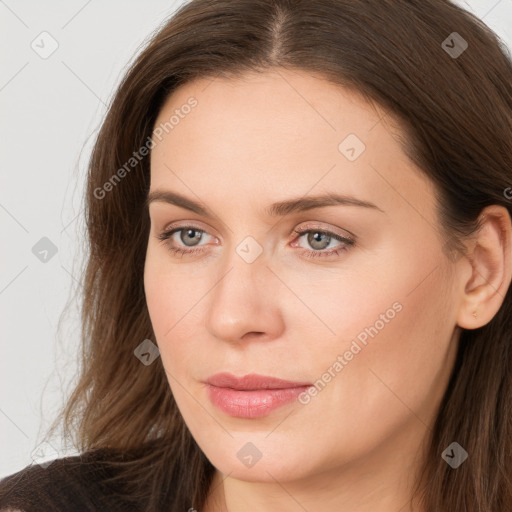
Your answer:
[149,69,437,222]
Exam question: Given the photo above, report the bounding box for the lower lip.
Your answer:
[206,384,311,418]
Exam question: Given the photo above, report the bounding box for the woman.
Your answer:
[1,0,511,511]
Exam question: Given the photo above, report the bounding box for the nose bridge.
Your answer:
[216,230,269,291]
[205,234,280,342]
[213,234,268,311]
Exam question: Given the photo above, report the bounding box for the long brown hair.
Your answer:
[43,0,512,510]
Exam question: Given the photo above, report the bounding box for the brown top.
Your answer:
[0,449,146,512]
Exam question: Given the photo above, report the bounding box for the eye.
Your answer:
[156,223,355,259]
[291,226,355,259]
[156,225,214,257]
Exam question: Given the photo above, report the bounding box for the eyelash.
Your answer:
[156,224,355,260]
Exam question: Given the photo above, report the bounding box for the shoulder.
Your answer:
[0,448,144,512]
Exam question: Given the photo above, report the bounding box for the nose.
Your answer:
[205,249,285,345]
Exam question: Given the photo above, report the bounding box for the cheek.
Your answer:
[294,239,455,414]
[143,251,208,375]
[312,250,456,438]
[144,251,179,359]
[143,245,193,330]
[377,260,456,394]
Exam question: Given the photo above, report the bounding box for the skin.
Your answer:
[143,68,512,512]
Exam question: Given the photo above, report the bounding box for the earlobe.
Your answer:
[456,206,512,330]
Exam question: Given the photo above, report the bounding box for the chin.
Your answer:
[201,438,319,483]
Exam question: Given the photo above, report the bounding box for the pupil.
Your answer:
[184,229,201,245]
[309,231,329,249]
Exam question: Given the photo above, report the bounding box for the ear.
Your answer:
[456,205,512,330]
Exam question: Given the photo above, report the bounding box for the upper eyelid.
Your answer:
[161,223,217,240]
[160,223,353,244]
[153,209,357,238]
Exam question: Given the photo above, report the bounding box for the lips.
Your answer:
[205,372,312,390]
[204,372,313,418]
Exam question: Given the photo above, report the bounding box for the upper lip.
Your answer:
[205,372,312,390]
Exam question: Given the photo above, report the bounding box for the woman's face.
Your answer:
[144,68,463,485]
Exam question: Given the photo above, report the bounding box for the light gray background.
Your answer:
[1,0,511,477]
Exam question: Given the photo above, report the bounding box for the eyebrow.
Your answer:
[145,190,384,217]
